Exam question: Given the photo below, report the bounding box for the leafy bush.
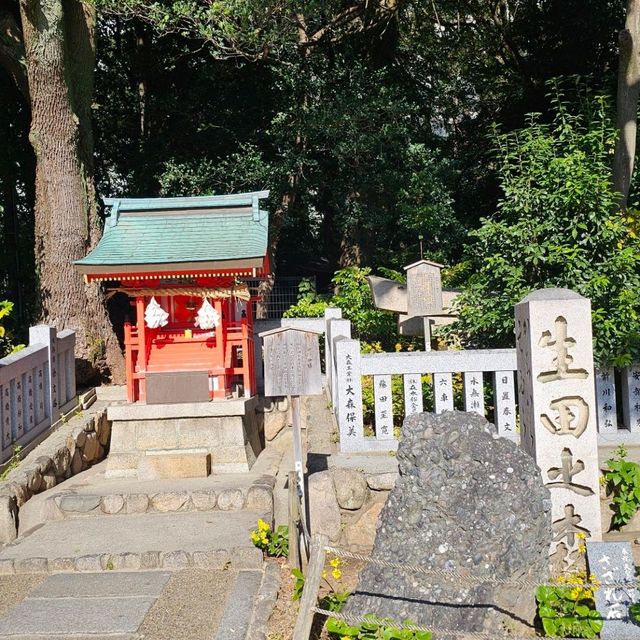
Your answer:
[447,82,640,367]
[0,301,23,358]
[284,267,399,350]
[326,615,432,639]
[250,519,289,557]
[536,570,603,638]
[604,444,640,529]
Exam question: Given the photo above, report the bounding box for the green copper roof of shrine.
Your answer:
[74,192,269,275]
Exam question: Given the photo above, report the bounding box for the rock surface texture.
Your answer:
[344,410,552,634]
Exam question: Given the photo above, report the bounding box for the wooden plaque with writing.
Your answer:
[260,328,322,397]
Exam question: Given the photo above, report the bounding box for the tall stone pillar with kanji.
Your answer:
[515,289,602,574]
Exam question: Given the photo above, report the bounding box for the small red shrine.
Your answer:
[75,192,270,404]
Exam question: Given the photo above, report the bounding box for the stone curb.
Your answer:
[45,482,274,520]
[0,546,263,575]
[0,406,110,545]
[244,560,281,640]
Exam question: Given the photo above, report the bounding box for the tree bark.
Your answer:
[0,8,28,100]
[19,0,125,383]
[613,0,640,209]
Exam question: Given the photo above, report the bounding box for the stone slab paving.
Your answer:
[213,570,262,640]
[0,511,264,573]
[0,572,171,639]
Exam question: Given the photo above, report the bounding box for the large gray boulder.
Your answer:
[344,411,552,635]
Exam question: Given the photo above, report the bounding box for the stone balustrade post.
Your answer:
[515,289,602,573]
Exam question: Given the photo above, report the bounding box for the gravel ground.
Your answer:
[0,574,45,617]
[138,569,234,640]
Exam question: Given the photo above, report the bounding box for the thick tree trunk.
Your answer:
[19,0,124,383]
[613,0,640,209]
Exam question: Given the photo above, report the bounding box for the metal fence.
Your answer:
[248,276,317,319]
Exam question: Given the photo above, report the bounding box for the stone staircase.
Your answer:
[0,447,282,575]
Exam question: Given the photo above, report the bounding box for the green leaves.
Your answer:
[326,615,432,640]
[535,583,603,638]
[447,82,640,366]
[604,445,640,529]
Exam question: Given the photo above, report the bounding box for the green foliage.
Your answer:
[291,567,305,602]
[0,301,24,358]
[535,583,603,638]
[326,615,432,640]
[250,519,288,557]
[447,82,640,366]
[629,601,640,623]
[604,444,640,529]
[284,267,398,350]
[0,445,22,481]
[320,590,350,613]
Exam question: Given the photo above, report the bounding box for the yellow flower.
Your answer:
[332,568,342,581]
[395,343,402,352]
[576,532,587,540]
[577,544,587,554]
[330,558,341,569]
[257,519,270,532]
[322,570,327,579]
[570,588,581,599]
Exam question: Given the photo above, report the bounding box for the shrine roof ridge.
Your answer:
[75,191,270,274]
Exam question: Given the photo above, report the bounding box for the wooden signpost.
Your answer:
[259,326,323,567]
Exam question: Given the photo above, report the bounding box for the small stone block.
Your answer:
[49,557,76,573]
[151,491,189,512]
[587,541,640,639]
[14,557,48,573]
[245,485,272,512]
[101,494,125,514]
[217,489,244,511]
[139,551,160,570]
[160,550,191,569]
[125,493,150,514]
[59,494,101,513]
[191,490,217,511]
[74,554,105,572]
[232,547,263,570]
[138,453,210,480]
[109,552,142,570]
[366,472,397,491]
[192,549,230,568]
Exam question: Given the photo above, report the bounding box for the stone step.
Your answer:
[0,510,265,575]
[17,461,275,534]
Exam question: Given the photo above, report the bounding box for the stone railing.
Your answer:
[0,325,77,465]
[325,315,640,454]
[327,317,518,453]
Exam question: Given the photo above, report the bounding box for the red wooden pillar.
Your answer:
[213,299,226,398]
[124,321,135,403]
[136,296,147,402]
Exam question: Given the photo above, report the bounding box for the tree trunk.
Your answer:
[613,0,640,209]
[19,0,124,383]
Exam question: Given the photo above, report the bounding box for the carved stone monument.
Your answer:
[587,541,640,639]
[515,289,602,574]
[344,411,552,633]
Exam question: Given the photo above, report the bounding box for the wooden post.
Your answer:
[292,533,328,640]
[423,317,432,352]
[288,470,301,571]
[135,296,147,402]
[291,395,306,542]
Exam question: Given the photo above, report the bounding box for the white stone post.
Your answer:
[433,373,453,413]
[403,373,423,416]
[29,326,59,425]
[595,367,618,433]
[323,308,342,396]
[328,319,352,412]
[621,365,640,433]
[374,375,394,440]
[335,338,364,453]
[494,371,517,439]
[463,371,484,415]
[515,289,602,572]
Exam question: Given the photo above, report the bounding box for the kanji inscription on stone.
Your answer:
[403,373,423,416]
[433,373,453,413]
[622,366,640,433]
[515,289,602,570]
[587,541,640,640]
[374,374,394,440]
[596,367,618,433]
[463,371,484,416]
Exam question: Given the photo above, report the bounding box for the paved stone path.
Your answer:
[0,568,261,640]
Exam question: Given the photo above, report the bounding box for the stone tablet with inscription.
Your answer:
[586,541,640,639]
[404,260,444,317]
[259,327,322,397]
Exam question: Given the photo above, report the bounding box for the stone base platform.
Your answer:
[106,397,264,478]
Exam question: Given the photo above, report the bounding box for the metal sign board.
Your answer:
[260,327,322,397]
[405,260,444,317]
